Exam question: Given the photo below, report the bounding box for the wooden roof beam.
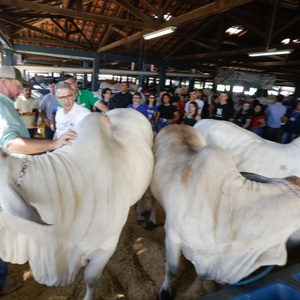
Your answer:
[226,12,265,38]
[0,23,13,49]
[165,14,220,58]
[96,24,113,50]
[158,0,254,28]
[138,0,159,16]
[158,0,173,23]
[69,18,93,49]
[114,0,155,24]
[0,13,91,50]
[97,31,143,52]
[167,46,283,60]
[273,14,300,37]
[51,18,65,33]
[0,0,156,30]
[11,36,72,47]
[191,40,216,51]
[62,0,72,9]
[111,27,127,37]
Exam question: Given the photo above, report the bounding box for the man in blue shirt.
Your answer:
[265,94,287,142]
[127,92,147,117]
[39,79,57,139]
[0,66,77,296]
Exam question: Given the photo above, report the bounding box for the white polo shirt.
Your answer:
[55,102,91,139]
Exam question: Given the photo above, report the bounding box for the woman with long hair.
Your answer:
[250,103,265,136]
[235,101,252,129]
[183,101,201,126]
[144,93,158,131]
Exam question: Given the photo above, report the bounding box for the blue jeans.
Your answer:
[251,128,263,136]
[45,125,54,140]
[282,132,297,144]
[0,259,8,291]
[157,119,170,132]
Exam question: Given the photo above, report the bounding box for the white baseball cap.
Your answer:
[0,66,30,88]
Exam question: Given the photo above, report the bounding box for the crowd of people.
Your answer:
[148,89,299,143]
[10,73,300,146]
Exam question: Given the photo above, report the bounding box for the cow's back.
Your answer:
[194,119,300,177]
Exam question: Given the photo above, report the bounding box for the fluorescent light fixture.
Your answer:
[143,26,177,40]
[248,49,293,57]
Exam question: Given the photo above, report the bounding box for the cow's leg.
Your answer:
[83,250,114,300]
[136,197,145,222]
[159,234,181,300]
[146,197,158,231]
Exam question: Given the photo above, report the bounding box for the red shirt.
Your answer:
[252,115,265,127]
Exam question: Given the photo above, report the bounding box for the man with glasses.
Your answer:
[127,92,147,117]
[51,75,109,115]
[63,74,108,112]
[53,81,91,139]
[0,66,77,296]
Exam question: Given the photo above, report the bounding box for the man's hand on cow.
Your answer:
[55,130,78,148]
[104,114,112,126]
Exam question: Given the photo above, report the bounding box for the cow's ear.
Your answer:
[0,184,50,225]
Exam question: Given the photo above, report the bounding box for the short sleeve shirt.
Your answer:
[56,89,100,112]
[158,104,177,119]
[0,92,30,152]
[214,103,234,121]
[39,92,57,120]
[14,95,40,129]
[112,92,133,108]
[265,102,287,128]
[55,102,91,139]
[127,103,148,117]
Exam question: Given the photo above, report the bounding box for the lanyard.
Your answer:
[76,89,81,105]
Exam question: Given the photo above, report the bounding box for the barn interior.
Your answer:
[1,1,300,300]
[0,0,300,95]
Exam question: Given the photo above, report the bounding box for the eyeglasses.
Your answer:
[57,94,73,100]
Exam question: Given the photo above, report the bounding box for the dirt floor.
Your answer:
[2,192,300,300]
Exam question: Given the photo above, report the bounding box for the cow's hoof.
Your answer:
[146,221,156,231]
[158,289,173,300]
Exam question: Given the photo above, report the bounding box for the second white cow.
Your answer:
[151,125,300,300]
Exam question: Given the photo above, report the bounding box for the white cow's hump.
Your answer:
[194,119,300,177]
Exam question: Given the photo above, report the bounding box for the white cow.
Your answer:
[150,125,300,300]
[0,109,154,300]
[194,119,300,177]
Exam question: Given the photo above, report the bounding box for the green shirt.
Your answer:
[57,89,100,111]
[0,92,30,152]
